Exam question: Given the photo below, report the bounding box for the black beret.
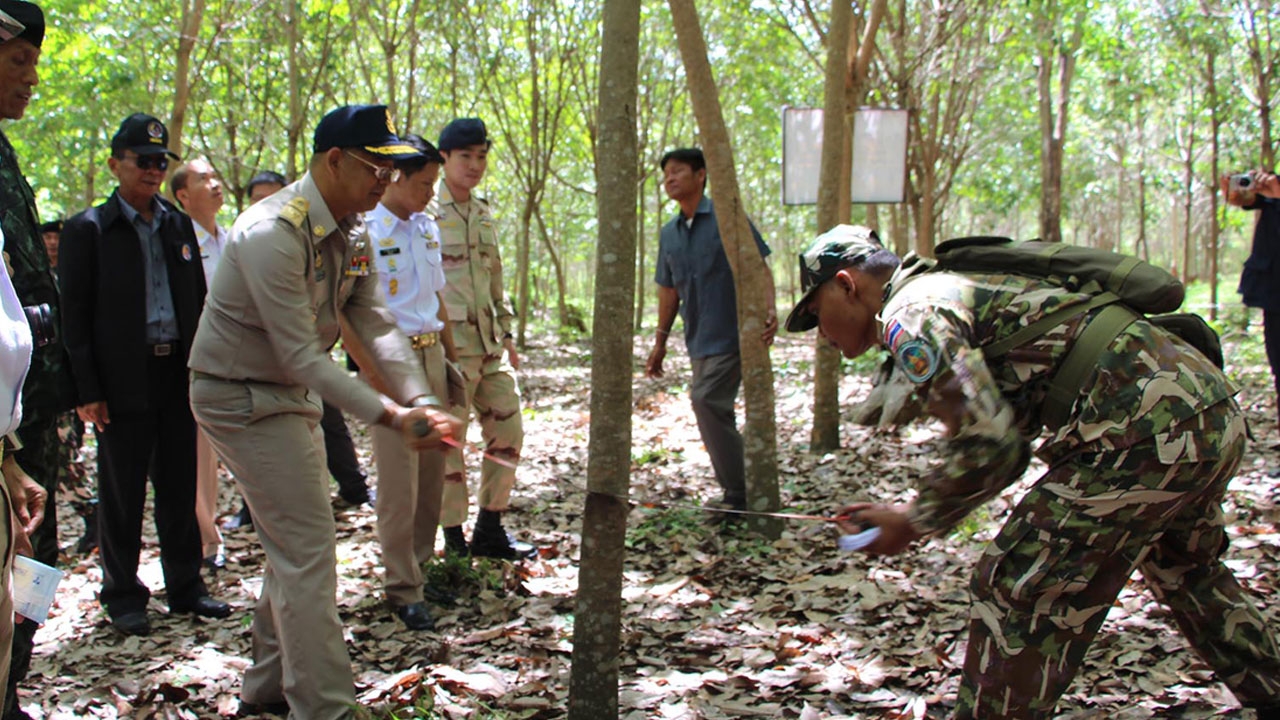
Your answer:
[438,118,491,152]
[0,1,44,49]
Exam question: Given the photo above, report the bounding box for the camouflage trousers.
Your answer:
[958,399,1280,718]
[441,326,523,528]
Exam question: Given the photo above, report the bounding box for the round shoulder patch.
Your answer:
[896,338,939,383]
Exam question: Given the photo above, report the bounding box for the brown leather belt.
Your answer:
[409,332,439,350]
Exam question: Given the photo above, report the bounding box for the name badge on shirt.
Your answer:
[378,247,401,256]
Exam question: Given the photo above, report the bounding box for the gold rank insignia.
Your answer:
[280,196,309,228]
[378,237,396,247]
[389,278,399,296]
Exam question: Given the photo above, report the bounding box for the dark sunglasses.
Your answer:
[128,155,170,172]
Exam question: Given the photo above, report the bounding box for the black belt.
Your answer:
[150,342,177,357]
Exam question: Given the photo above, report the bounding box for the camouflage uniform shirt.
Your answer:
[879,270,1235,535]
[0,129,73,434]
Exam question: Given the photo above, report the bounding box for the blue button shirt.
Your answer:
[654,197,770,359]
[118,196,180,344]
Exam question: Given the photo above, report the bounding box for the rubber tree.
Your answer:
[566,0,640,715]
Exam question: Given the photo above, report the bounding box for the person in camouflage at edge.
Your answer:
[785,224,1280,719]
[0,2,79,717]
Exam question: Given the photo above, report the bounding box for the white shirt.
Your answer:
[365,204,446,336]
[194,221,229,284]
[0,227,33,437]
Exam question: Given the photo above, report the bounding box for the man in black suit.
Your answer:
[59,113,230,636]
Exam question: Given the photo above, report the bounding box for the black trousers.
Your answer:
[1267,310,1280,428]
[96,352,206,617]
[320,400,368,499]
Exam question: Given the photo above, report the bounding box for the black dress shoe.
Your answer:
[171,595,232,619]
[336,487,371,508]
[112,611,151,636]
[223,504,253,531]
[236,700,290,718]
[393,602,435,631]
[203,550,227,571]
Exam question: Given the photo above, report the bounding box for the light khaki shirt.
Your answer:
[188,172,428,424]
[431,182,513,357]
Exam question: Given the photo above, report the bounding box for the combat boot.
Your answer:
[75,501,98,555]
[469,509,537,561]
[443,525,469,557]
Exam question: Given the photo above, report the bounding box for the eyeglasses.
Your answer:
[344,151,400,183]
[128,155,170,172]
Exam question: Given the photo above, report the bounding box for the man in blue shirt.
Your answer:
[645,147,777,514]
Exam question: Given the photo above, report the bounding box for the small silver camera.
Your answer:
[1230,173,1254,190]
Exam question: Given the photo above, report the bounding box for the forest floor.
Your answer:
[16,327,1280,720]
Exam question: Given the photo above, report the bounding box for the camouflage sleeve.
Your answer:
[890,306,1031,536]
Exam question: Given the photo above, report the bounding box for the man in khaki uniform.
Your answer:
[188,105,457,720]
[364,134,458,630]
[433,118,534,560]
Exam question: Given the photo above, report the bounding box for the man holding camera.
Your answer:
[1223,170,1280,443]
[0,2,80,715]
[60,113,230,638]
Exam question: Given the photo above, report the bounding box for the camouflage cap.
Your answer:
[784,224,885,332]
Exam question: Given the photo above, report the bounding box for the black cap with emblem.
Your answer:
[0,0,44,49]
[313,104,420,161]
[111,113,180,159]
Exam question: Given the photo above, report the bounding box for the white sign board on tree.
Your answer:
[781,106,908,205]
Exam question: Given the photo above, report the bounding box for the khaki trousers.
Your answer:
[190,376,355,720]
[441,322,523,528]
[369,342,447,606]
[194,427,223,557]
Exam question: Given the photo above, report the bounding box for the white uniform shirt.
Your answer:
[365,203,446,337]
[195,222,229,284]
[0,228,33,436]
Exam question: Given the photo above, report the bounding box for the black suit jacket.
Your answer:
[59,190,206,414]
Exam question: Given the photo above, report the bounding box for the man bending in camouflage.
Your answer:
[785,225,1280,719]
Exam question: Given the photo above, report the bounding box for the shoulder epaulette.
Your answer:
[279,196,309,229]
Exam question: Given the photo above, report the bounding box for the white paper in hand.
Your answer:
[838,527,882,552]
[11,556,64,623]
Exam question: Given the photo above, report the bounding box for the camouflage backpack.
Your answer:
[898,236,1223,430]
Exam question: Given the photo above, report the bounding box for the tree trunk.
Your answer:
[1181,92,1195,285]
[810,0,853,455]
[811,0,886,453]
[1209,49,1221,321]
[169,0,207,159]
[1035,9,1083,244]
[668,0,780,537]
[518,198,534,345]
[285,0,302,179]
[566,0,640,715]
